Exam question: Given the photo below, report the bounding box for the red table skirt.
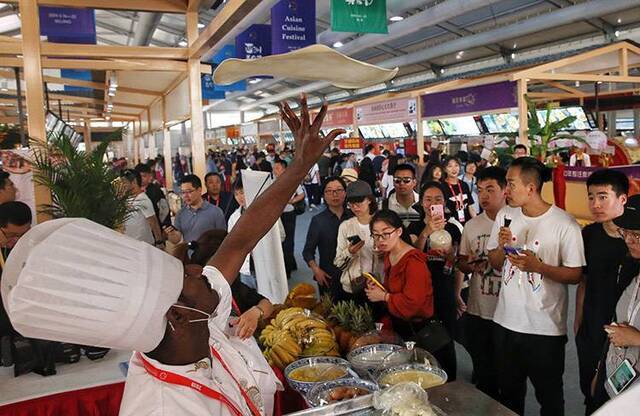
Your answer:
[0,382,125,416]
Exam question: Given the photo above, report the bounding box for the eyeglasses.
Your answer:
[181,188,198,195]
[371,228,399,241]
[618,228,640,243]
[324,189,345,196]
[393,177,414,184]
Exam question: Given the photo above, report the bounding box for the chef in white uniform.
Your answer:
[2,95,344,416]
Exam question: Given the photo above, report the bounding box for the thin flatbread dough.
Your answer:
[213,44,398,89]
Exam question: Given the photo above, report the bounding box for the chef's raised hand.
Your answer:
[280,94,345,170]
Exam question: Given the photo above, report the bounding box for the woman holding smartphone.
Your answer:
[364,210,434,341]
[407,181,464,381]
[334,180,380,299]
[442,156,475,224]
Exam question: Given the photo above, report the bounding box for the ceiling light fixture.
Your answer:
[513,43,517,49]
[510,52,516,59]
[575,81,580,87]
[178,40,188,47]
[614,30,620,37]
[198,23,205,29]
[440,68,445,74]
[617,18,622,24]
[389,16,404,22]
[333,41,344,48]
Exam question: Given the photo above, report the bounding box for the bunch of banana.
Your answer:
[301,326,340,357]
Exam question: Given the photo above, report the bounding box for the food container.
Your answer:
[306,378,379,407]
[348,323,403,351]
[347,343,410,380]
[377,363,447,390]
[285,356,356,394]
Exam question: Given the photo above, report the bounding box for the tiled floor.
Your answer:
[289,209,585,416]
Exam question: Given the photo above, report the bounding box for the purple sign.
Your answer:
[564,165,640,182]
[422,81,517,118]
[271,0,316,55]
[39,7,96,38]
[235,24,272,60]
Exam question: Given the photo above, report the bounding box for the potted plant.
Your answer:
[31,130,133,230]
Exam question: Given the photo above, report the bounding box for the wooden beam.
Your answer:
[189,0,262,59]
[527,92,577,99]
[19,0,51,223]
[526,73,640,83]
[517,79,528,146]
[187,8,206,178]
[4,0,187,13]
[188,0,203,12]
[83,118,92,151]
[511,42,624,80]
[2,57,189,71]
[539,80,587,97]
[620,47,629,77]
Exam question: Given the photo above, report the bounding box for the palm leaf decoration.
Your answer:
[31,130,134,229]
[501,96,588,165]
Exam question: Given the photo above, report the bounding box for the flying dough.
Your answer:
[213,44,399,89]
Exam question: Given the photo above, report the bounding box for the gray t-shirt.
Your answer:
[605,274,640,397]
[124,192,155,245]
[174,200,226,242]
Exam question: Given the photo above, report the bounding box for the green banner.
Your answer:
[331,0,388,34]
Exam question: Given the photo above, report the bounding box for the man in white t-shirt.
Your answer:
[121,169,162,246]
[457,166,506,400]
[304,163,320,209]
[487,157,585,416]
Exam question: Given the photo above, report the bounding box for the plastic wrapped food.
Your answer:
[428,230,452,251]
[373,382,436,416]
[349,323,403,351]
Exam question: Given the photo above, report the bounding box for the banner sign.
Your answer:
[564,165,640,184]
[236,24,272,60]
[331,0,388,34]
[356,98,417,125]
[211,45,246,92]
[422,81,517,118]
[271,0,316,54]
[201,74,225,100]
[259,119,280,135]
[240,123,258,136]
[39,7,96,39]
[340,137,363,150]
[322,107,353,128]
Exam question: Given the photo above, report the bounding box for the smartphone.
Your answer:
[347,235,362,245]
[503,246,523,256]
[607,359,638,395]
[430,204,444,218]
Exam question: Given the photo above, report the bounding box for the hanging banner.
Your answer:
[321,107,353,128]
[211,45,246,92]
[356,98,417,125]
[271,0,316,54]
[240,123,258,136]
[259,119,280,135]
[331,0,388,34]
[39,7,96,39]
[421,81,517,118]
[201,74,225,100]
[236,24,272,60]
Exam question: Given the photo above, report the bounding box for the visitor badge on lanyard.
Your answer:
[457,209,465,223]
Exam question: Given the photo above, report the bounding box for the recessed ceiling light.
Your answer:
[178,40,188,47]
[617,18,622,24]
[333,41,344,48]
[389,16,404,22]
[198,23,205,29]
[440,68,445,74]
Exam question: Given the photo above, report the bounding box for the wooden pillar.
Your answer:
[162,96,173,190]
[83,118,92,152]
[517,78,528,146]
[19,0,51,223]
[620,47,628,77]
[186,10,206,179]
[415,97,425,165]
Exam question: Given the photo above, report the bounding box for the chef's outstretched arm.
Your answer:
[210,94,345,283]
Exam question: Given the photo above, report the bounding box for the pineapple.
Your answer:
[313,293,334,318]
[348,304,376,351]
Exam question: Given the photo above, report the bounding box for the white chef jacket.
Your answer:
[119,266,281,416]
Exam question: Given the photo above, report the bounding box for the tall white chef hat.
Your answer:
[1,218,183,352]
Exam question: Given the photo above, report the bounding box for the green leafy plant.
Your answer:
[31,130,133,229]
[501,97,588,165]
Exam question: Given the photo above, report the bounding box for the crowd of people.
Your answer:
[1,97,639,415]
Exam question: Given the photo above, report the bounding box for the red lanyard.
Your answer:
[447,181,464,211]
[137,352,246,416]
[209,346,262,416]
[231,298,241,316]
